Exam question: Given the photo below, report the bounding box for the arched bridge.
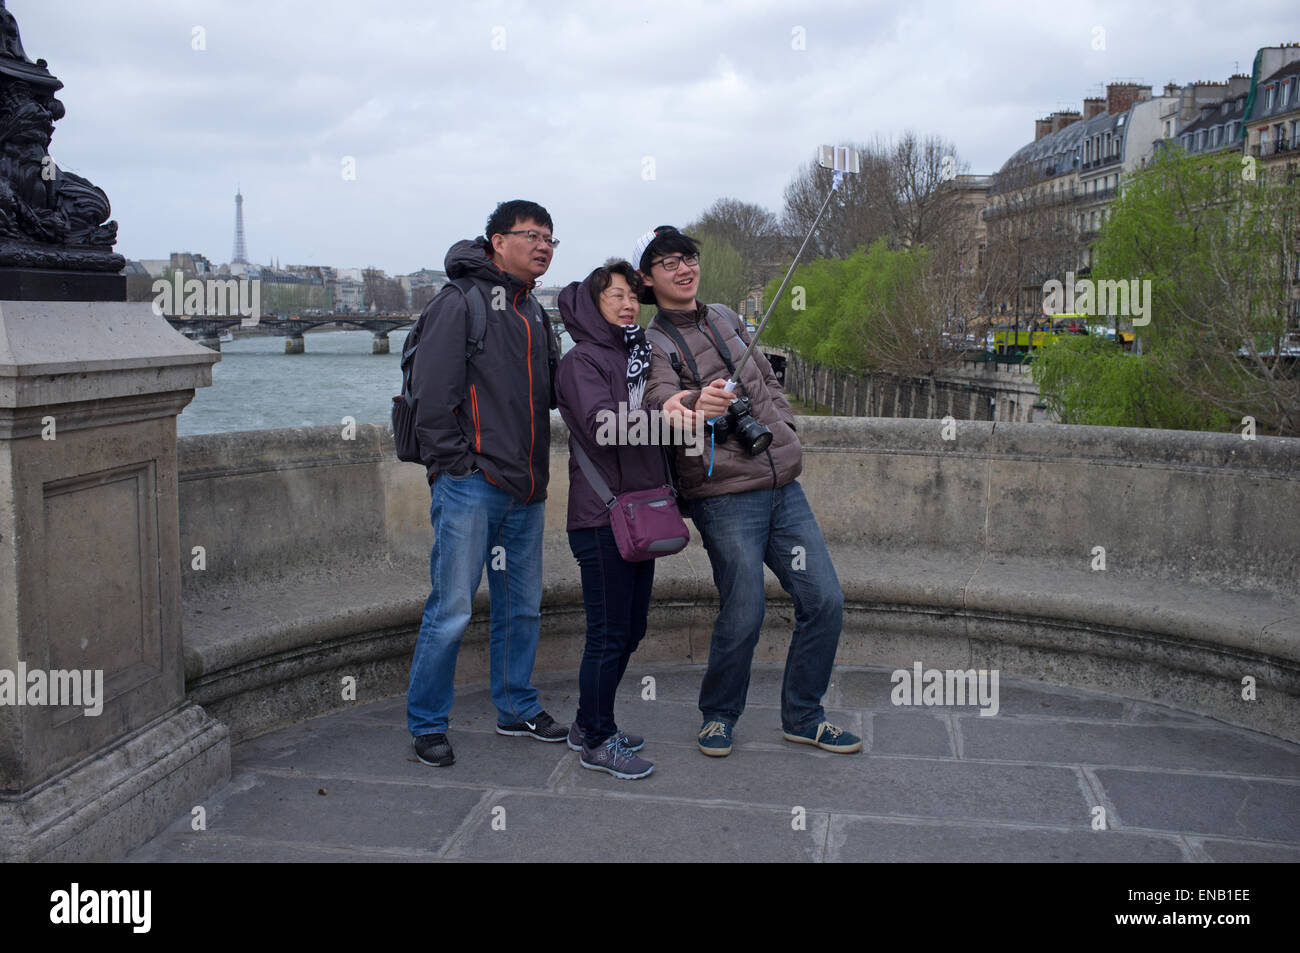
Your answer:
[165,311,565,353]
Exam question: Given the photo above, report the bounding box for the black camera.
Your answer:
[709,395,772,456]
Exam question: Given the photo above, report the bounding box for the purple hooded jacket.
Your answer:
[556,277,674,532]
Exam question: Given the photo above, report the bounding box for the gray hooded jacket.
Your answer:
[411,238,558,503]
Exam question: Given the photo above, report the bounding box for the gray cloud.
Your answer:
[14,0,1298,284]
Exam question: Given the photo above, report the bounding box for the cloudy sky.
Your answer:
[15,0,1298,285]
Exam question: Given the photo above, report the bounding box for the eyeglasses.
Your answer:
[504,229,560,248]
[649,253,698,271]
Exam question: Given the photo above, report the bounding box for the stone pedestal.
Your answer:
[285,334,304,354]
[0,301,229,862]
[372,332,389,355]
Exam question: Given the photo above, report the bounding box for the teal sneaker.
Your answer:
[697,720,733,757]
[782,721,862,753]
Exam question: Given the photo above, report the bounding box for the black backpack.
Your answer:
[391,278,488,463]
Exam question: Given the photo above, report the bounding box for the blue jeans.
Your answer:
[689,480,843,733]
[407,471,545,737]
[568,526,654,748]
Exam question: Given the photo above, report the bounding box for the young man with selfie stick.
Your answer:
[639,145,863,757]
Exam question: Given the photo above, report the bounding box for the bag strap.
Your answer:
[571,440,616,509]
[572,436,675,506]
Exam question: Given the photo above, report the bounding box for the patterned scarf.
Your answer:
[623,323,652,410]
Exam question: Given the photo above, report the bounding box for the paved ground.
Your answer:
[126,663,1300,862]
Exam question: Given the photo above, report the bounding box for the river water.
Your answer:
[178,328,572,436]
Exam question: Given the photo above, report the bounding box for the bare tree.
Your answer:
[886,131,968,249]
[780,139,893,259]
[363,267,407,313]
[688,198,784,279]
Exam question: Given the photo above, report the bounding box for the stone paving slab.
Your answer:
[237,716,566,790]
[125,662,1300,862]
[148,773,485,853]
[445,793,830,863]
[868,711,955,757]
[564,744,1091,825]
[835,667,1130,719]
[1194,839,1300,863]
[825,816,1189,863]
[1094,768,1300,843]
[961,720,1300,776]
[126,834,439,863]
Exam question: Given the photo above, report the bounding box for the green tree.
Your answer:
[1033,149,1299,435]
[692,232,749,313]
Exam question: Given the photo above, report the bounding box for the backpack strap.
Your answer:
[700,307,738,378]
[647,315,702,389]
[707,303,748,347]
[448,276,488,361]
[399,278,490,403]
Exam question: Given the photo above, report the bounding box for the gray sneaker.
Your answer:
[580,735,654,780]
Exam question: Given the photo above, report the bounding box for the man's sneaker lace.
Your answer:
[697,720,733,757]
[781,720,862,753]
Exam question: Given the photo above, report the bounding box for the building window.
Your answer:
[1265,85,1275,110]
[1282,80,1291,107]
[1261,127,1270,154]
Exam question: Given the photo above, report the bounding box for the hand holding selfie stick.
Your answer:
[707,145,861,462]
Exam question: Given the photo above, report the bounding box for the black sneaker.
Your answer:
[496,710,568,742]
[414,733,454,766]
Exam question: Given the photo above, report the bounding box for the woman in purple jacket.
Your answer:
[556,260,691,779]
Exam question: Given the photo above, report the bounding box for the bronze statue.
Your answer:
[0,0,121,272]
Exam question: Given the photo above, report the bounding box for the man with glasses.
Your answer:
[637,225,860,759]
[406,200,566,767]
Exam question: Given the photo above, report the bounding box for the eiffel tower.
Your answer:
[231,186,248,264]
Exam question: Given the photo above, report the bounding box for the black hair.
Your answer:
[485,200,553,241]
[587,258,643,309]
[637,225,699,272]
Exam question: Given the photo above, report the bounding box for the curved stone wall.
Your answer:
[177,418,1300,743]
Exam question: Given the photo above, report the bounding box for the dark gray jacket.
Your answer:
[412,239,558,503]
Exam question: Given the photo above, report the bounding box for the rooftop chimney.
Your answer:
[1106,82,1151,115]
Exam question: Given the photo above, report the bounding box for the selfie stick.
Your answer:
[724,145,861,394]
